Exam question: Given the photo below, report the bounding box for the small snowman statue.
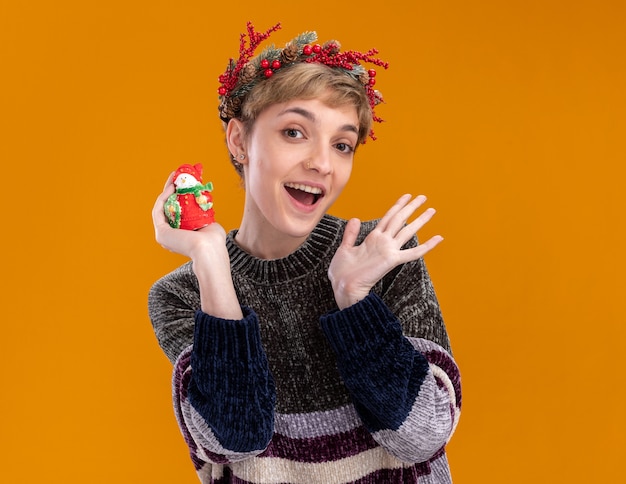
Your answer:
[164,163,215,230]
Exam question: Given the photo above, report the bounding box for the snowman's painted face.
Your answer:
[174,173,199,189]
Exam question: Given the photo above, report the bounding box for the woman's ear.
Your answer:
[225,119,247,163]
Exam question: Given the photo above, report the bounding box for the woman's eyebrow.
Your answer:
[278,106,316,121]
[278,107,359,135]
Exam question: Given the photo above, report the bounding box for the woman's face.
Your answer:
[233,96,359,258]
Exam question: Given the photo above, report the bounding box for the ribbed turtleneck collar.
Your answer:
[226,215,344,285]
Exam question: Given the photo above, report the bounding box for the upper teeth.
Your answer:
[285,183,322,194]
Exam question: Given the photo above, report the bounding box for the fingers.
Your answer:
[378,194,428,234]
[152,177,178,248]
[374,193,443,254]
[398,206,437,241]
[377,194,413,231]
[152,173,176,224]
[340,218,361,248]
[378,193,436,241]
[400,234,444,263]
[390,195,429,235]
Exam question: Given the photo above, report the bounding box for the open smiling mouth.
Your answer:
[284,183,324,206]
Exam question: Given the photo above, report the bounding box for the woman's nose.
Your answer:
[305,148,333,175]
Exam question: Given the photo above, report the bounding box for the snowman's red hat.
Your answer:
[173,163,203,183]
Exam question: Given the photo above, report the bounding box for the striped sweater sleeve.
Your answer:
[319,292,461,464]
[172,307,276,465]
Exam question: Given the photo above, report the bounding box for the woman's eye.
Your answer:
[284,128,303,139]
[335,142,354,154]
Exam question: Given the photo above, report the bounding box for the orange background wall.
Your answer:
[1,1,624,482]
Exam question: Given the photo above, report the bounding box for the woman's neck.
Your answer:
[234,218,309,260]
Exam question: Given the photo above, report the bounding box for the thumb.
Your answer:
[341,218,361,248]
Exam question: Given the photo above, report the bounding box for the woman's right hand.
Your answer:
[152,173,243,319]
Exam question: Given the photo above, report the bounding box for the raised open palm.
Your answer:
[328,194,443,309]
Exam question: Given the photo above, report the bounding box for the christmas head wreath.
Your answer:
[217,22,389,140]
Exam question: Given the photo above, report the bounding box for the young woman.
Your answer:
[149,22,461,484]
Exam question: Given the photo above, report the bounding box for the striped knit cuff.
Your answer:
[192,307,264,363]
[188,307,276,453]
[320,292,403,356]
[191,307,271,399]
[320,292,432,431]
